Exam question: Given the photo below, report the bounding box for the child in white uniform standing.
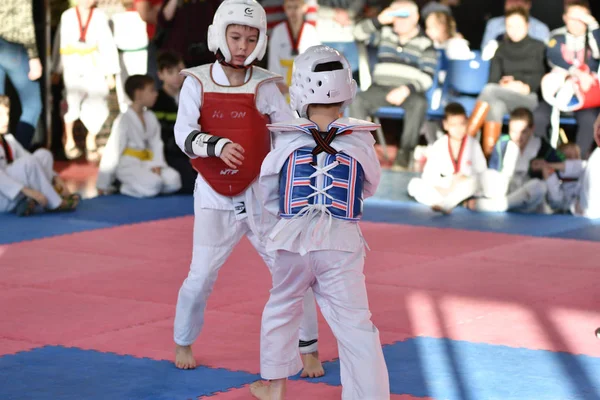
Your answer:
[268,0,320,96]
[52,0,120,161]
[172,0,323,377]
[250,45,390,400]
[408,103,487,214]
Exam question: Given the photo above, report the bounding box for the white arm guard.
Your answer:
[184,130,232,158]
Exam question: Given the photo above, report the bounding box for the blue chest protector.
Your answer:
[279,147,365,221]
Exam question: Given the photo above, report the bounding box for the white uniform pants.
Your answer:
[408,176,478,209]
[63,72,110,135]
[0,155,62,212]
[116,164,181,198]
[260,249,389,400]
[476,170,547,213]
[174,202,319,350]
[577,147,600,219]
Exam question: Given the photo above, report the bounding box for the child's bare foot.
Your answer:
[250,379,286,400]
[300,351,324,378]
[431,204,452,215]
[175,344,196,369]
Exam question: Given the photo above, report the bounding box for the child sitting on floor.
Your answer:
[97,74,182,198]
[408,102,487,214]
[0,95,80,216]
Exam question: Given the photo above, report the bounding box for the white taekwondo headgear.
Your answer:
[289,45,357,118]
[207,0,268,67]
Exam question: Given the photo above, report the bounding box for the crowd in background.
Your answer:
[0,0,599,218]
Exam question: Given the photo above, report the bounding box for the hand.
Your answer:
[334,9,351,26]
[542,165,555,180]
[500,76,514,86]
[377,7,396,25]
[21,187,48,207]
[51,73,62,85]
[28,58,43,81]
[530,159,546,171]
[220,142,245,169]
[576,71,595,92]
[385,86,410,106]
[106,75,116,90]
[570,7,597,26]
[151,166,162,175]
[594,112,600,147]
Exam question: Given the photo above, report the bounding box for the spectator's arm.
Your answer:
[409,45,437,93]
[488,47,503,84]
[135,0,160,25]
[159,0,179,24]
[546,35,572,71]
[353,18,381,45]
[481,17,503,50]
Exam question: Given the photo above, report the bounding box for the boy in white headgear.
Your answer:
[172,0,323,376]
[250,45,390,400]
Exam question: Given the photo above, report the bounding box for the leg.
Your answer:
[158,166,183,194]
[347,84,395,121]
[507,178,547,213]
[247,227,323,378]
[32,148,55,182]
[574,108,600,158]
[116,164,163,198]
[435,176,479,214]
[4,156,63,211]
[174,205,245,368]
[533,101,552,139]
[62,76,85,159]
[0,39,42,148]
[80,75,110,161]
[312,249,390,400]
[399,92,428,154]
[258,250,310,379]
[407,177,444,207]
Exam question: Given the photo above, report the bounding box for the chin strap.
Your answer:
[215,50,253,70]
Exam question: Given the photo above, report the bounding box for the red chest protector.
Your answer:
[183,64,281,196]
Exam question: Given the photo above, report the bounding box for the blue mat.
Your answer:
[0,346,259,400]
[294,337,600,400]
[1,190,600,245]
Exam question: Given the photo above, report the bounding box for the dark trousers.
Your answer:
[348,84,428,152]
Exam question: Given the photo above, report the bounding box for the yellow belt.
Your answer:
[60,45,98,56]
[123,148,153,161]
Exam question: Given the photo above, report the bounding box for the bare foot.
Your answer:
[250,381,271,400]
[465,198,477,211]
[300,351,324,378]
[175,344,196,369]
[250,379,286,400]
[431,204,451,215]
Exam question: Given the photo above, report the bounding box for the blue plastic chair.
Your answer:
[322,41,360,73]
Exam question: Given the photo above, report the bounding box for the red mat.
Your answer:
[1,216,599,379]
[198,381,434,399]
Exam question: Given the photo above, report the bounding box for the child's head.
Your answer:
[0,95,9,135]
[290,45,357,119]
[125,75,158,108]
[283,0,307,26]
[508,107,534,150]
[425,11,456,44]
[157,51,185,91]
[442,103,468,141]
[564,0,591,37]
[558,143,581,160]
[207,0,268,68]
[505,6,529,43]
